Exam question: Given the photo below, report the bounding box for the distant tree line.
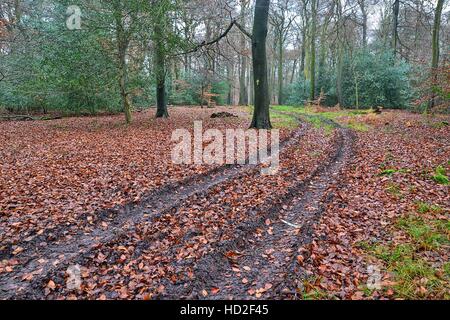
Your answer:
[0,0,448,123]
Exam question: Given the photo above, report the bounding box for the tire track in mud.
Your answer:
[0,122,306,299]
[158,124,354,300]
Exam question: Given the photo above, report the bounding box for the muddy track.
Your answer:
[158,124,354,300]
[0,122,306,300]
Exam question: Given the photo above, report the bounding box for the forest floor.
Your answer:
[0,106,448,300]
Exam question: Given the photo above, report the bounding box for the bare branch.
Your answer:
[234,20,252,39]
[171,20,253,57]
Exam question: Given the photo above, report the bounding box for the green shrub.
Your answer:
[432,166,449,185]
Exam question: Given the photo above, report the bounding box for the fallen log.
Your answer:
[0,115,35,121]
[0,115,62,121]
[211,112,238,119]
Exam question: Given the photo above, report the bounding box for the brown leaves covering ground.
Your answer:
[0,108,251,254]
[1,107,448,300]
[35,118,338,299]
[295,111,449,300]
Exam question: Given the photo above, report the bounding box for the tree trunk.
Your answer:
[250,0,272,129]
[118,50,132,123]
[249,69,254,105]
[114,5,132,124]
[183,22,190,76]
[300,0,308,76]
[270,58,276,104]
[227,61,234,105]
[290,59,297,84]
[155,24,169,118]
[239,55,248,105]
[429,0,445,109]
[336,0,343,106]
[392,0,400,57]
[353,63,360,109]
[268,51,275,104]
[359,0,368,48]
[239,0,249,106]
[318,33,327,92]
[318,1,333,94]
[184,55,189,76]
[277,37,284,105]
[300,27,306,74]
[309,0,317,102]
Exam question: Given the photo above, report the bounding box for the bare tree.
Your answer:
[429,0,446,109]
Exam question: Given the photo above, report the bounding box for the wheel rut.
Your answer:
[159,125,354,300]
[0,122,306,299]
